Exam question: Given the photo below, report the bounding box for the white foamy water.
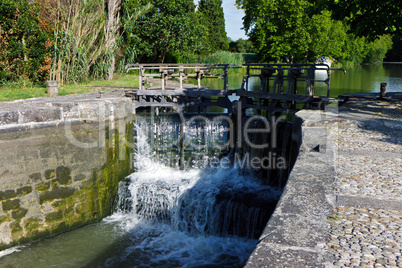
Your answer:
[100,118,282,267]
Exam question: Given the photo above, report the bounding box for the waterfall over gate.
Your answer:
[108,113,283,267]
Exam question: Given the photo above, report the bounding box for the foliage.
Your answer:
[306,10,348,61]
[229,38,255,53]
[197,0,229,52]
[241,53,259,64]
[236,0,312,62]
[198,51,245,66]
[0,0,53,83]
[52,0,113,84]
[364,35,393,63]
[119,0,152,66]
[121,0,203,63]
[385,35,402,62]
[328,0,402,38]
[236,0,395,64]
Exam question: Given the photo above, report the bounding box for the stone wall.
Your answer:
[245,109,338,267]
[0,117,134,249]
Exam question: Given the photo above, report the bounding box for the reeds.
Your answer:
[50,0,115,84]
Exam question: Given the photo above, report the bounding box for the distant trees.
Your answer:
[236,0,398,63]
[229,38,255,53]
[197,0,229,52]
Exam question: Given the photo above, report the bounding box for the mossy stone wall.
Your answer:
[0,118,133,249]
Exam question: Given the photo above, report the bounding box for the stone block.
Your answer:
[11,208,28,220]
[19,108,62,124]
[74,174,86,182]
[55,166,72,185]
[2,199,20,211]
[44,169,55,180]
[45,210,63,223]
[0,214,11,224]
[39,187,76,204]
[0,190,17,201]
[29,173,42,183]
[16,186,32,196]
[35,182,50,192]
[0,111,19,126]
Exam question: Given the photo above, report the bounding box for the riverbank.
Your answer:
[246,96,402,267]
[0,74,139,102]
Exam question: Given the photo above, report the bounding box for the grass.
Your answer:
[328,215,339,221]
[0,74,139,102]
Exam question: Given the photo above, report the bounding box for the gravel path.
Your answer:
[325,99,402,267]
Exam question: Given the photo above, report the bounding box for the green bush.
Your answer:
[0,0,53,84]
[364,35,393,63]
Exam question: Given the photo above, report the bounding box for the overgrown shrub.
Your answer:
[0,0,53,84]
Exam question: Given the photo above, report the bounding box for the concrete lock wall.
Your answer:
[0,95,134,249]
[245,109,339,267]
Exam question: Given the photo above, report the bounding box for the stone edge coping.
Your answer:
[0,92,133,133]
[245,109,339,267]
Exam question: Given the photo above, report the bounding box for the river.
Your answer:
[193,63,402,97]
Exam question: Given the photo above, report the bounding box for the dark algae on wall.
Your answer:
[0,120,133,249]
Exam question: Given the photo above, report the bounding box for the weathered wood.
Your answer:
[125,63,339,114]
[236,91,312,103]
[135,89,232,97]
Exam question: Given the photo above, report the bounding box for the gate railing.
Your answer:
[125,64,240,91]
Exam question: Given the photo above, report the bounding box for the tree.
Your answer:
[229,38,254,53]
[236,0,312,62]
[328,0,402,38]
[385,35,402,62]
[236,0,395,63]
[0,0,53,83]
[197,0,229,52]
[307,10,348,61]
[123,0,200,63]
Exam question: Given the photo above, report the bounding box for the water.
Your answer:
[191,64,402,97]
[0,114,282,267]
[328,64,402,96]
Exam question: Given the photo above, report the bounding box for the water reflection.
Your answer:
[190,64,402,97]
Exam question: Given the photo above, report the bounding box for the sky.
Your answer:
[193,0,248,41]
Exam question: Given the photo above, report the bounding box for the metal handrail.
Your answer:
[125,64,240,91]
[241,63,346,98]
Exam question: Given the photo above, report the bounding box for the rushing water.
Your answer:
[0,114,282,267]
[191,63,402,97]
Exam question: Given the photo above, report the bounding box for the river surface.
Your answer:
[193,63,402,97]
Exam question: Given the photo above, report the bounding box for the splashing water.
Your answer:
[103,114,282,267]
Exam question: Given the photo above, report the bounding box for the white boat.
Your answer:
[315,56,333,69]
[315,56,332,85]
